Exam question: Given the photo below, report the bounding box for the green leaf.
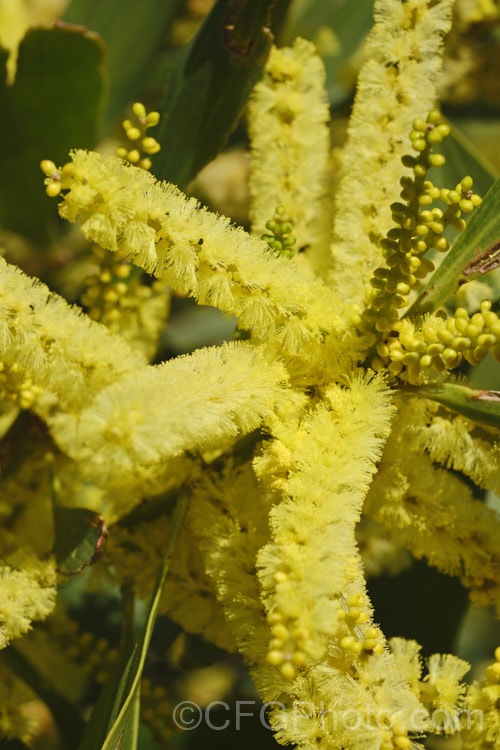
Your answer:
[3,645,85,749]
[270,0,295,44]
[0,25,106,241]
[64,0,182,127]
[119,689,141,750]
[48,453,108,575]
[152,0,275,187]
[77,494,189,750]
[53,506,108,575]
[101,495,188,750]
[75,645,137,750]
[410,176,500,314]
[407,382,500,428]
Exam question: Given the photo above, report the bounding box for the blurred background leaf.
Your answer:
[0,24,106,242]
[282,0,374,106]
[152,0,275,188]
[63,0,182,129]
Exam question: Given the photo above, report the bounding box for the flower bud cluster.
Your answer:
[265,605,309,680]
[141,678,173,745]
[265,591,385,680]
[115,101,161,170]
[41,102,160,196]
[81,245,134,326]
[0,361,41,410]
[462,647,500,750]
[337,592,384,659]
[81,245,169,358]
[261,205,297,258]
[48,615,119,685]
[40,159,76,198]
[338,593,412,750]
[358,110,481,347]
[371,300,500,384]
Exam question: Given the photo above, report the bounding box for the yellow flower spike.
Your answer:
[248,39,331,274]
[17,6,497,742]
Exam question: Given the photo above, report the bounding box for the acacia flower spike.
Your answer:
[43,149,347,359]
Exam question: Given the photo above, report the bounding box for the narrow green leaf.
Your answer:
[410,176,500,314]
[407,382,500,428]
[75,646,138,750]
[0,25,106,241]
[101,494,189,750]
[119,689,141,750]
[64,0,182,127]
[77,495,188,750]
[270,0,295,45]
[3,645,85,749]
[153,0,275,187]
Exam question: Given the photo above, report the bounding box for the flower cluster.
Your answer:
[1,2,499,750]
